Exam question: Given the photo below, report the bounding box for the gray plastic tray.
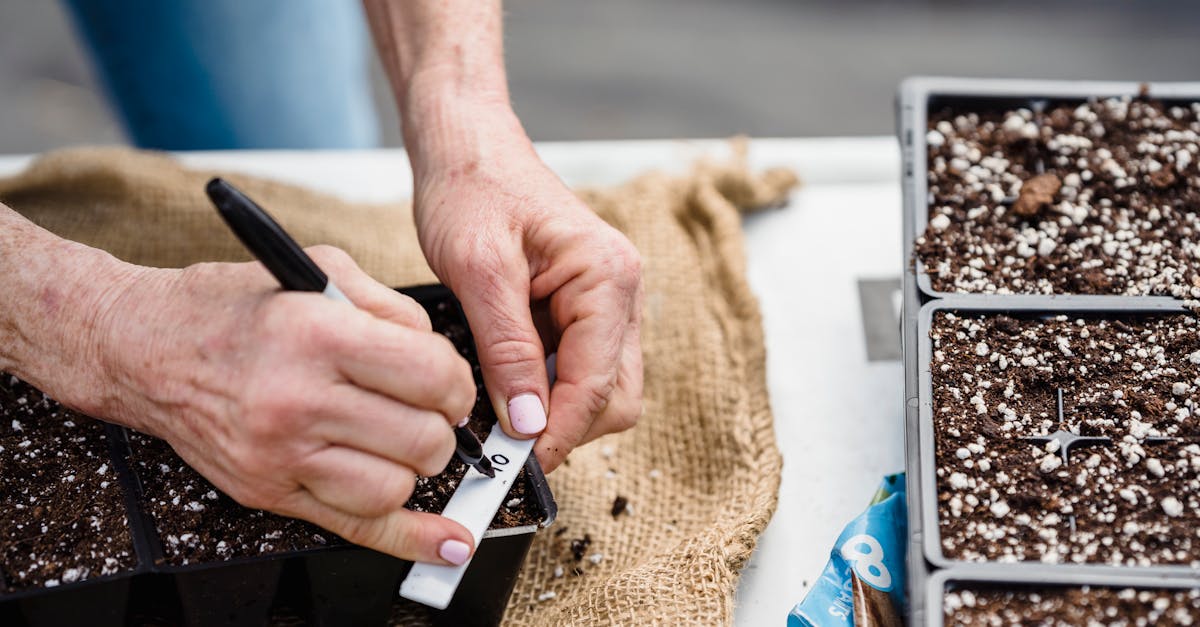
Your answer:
[917,298,1198,579]
[927,567,1200,627]
[897,76,1200,304]
[897,76,1200,626]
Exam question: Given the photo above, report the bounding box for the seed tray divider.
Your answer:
[104,423,163,571]
[1020,389,1113,465]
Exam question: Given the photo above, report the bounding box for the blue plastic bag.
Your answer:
[788,473,907,627]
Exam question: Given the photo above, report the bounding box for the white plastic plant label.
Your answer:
[399,425,535,610]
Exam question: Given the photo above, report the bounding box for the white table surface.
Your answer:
[0,137,906,626]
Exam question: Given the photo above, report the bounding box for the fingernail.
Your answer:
[457,416,470,428]
[439,539,471,566]
[508,393,547,435]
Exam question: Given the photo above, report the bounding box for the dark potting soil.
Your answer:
[931,312,1200,566]
[131,294,542,565]
[0,375,135,590]
[916,96,1200,298]
[611,495,628,518]
[944,584,1200,626]
[128,430,336,565]
[569,535,592,563]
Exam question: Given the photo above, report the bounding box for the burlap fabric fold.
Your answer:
[0,146,796,626]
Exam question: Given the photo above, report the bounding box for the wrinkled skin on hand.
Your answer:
[413,144,644,473]
[364,0,645,472]
[90,246,478,565]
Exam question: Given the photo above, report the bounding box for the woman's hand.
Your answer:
[365,0,645,471]
[88,246,479,565]
[410,110,644,472]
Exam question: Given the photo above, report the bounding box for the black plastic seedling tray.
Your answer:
[0,284,556,627]
[898,78,1200,626]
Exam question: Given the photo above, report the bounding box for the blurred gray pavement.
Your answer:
[2,0,1199,152]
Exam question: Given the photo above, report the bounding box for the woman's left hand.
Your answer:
[410,109,644,472]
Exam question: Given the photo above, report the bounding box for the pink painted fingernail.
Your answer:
[457,416,470,428]
[508,394,546,435]
[439,539,471,566]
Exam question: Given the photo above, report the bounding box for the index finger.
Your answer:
[538,281,632,463]
[329,315,477,424]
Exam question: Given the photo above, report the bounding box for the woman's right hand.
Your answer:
[85,246,480,566]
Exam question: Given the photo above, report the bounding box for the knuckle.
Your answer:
[371,469,416,514]
[604,237,643,291]
[232,485,276,512]
[277,303,348,353]
[244,393,302,443]
[424,335,477,415]
[310,322,351,354]
[399,296,433,331]
[445,348,478,418]
[413,336,457,386]
[608,397,643,433]
[245,417,286,448]
[455,239,516,297]
[345,515,421,557]
[177,261,220,285]
[458,235,506,274]
[614,238,643,275]
[305,245,355,271]
[390,517,440,560]
[453,379,478,422]
[577,374,618,418]
[480,335,542,371]
[335,516,380,548]
[412,419,456,476]
[218,463,290,512]
[256,296,292,329]
[430,329,458,355]
[227,440,272,480]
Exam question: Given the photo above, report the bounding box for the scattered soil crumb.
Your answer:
[570,535,593,562]
[611,495,628,518]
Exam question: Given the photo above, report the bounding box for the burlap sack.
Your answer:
[0,146,795,626]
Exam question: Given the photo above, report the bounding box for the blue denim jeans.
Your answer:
[63,0,380,150]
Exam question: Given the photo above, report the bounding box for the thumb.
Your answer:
[454,273,549,440]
